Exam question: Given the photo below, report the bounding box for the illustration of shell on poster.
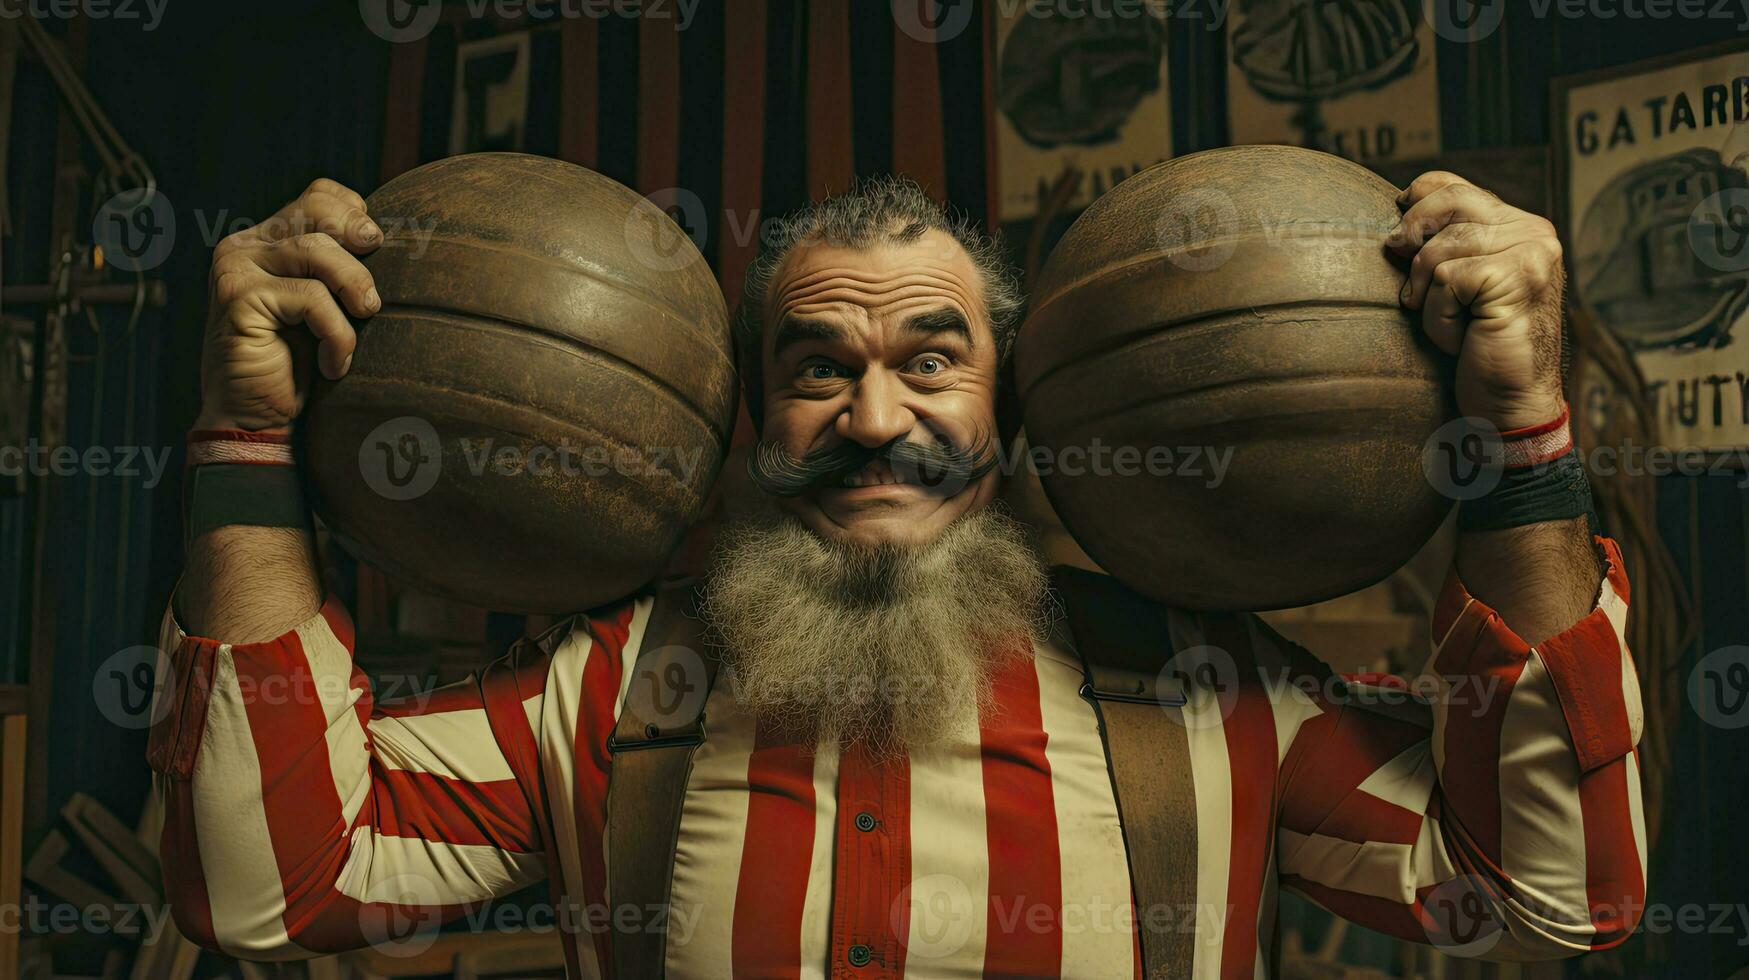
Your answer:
[1560,45,1749,454]
[1226,0,1440,164]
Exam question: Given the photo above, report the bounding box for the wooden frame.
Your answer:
[0,684,27,980]
[1550,39,1749,462]
[1548,38,1749,239]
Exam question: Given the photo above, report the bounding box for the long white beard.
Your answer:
[700,503,1052,757]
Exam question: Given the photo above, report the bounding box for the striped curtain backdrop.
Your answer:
[357,0,999,643]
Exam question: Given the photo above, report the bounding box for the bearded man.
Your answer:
[152,173,1647,978]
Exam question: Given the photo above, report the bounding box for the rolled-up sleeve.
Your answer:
[1277,536,1647,960]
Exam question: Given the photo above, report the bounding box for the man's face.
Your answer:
[759,230,1002,549]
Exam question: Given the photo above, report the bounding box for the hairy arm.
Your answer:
[1456,517,1603,648]
[176,520,322,644]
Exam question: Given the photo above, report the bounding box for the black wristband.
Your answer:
[1457,448,1597,533]
[183,463,312,548]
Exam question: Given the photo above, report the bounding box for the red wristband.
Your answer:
[1498,404,1572,470]
[187,428,295,466]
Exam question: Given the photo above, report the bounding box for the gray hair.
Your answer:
[733,175,1024,431]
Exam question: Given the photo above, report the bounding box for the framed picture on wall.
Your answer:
[1554,40,1749,457]
[991,0,1172,221]
[1225,0,1440,165]
[449,30,531,156]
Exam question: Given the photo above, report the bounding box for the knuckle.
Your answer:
[214,229,253,259]
[1412,171,1456,196]
[210,267,254,305]
[218,298,257,330]
[1526,251,1558,289]
[306,177,343,199]
[306,176,365,214]
[292,231,340,254]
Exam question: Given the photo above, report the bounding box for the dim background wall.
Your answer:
[0,2,1744,977]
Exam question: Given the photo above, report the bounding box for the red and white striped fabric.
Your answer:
[149,538,1647,978]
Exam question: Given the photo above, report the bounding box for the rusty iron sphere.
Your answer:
[1016,145,1455,612]
[305,153,737,614]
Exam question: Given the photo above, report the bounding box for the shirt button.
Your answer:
[854,811,877,832]
[847,944,872,967]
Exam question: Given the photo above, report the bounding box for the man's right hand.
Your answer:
[197,178,383,432]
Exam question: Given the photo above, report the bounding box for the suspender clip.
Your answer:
[1079,674,1188,708]
[606,718,708,754]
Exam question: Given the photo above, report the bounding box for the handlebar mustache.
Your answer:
[746,430,999,497]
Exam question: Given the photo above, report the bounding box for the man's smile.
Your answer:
[816,460,933,505]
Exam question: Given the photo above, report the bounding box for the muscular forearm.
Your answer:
[176,524,323,643]
[1455,516,1603,648]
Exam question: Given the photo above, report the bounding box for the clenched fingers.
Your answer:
[249,232,381,319]
[1401,221,1504,309]
[247,276,359,381]
[1419,254,1487,356]
[239,178,381,254]
[1387,181,1506,254]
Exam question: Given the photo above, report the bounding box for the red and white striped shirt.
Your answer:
[148,538,1647,978]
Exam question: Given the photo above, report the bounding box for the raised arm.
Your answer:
[152,180,551,957]
[1264,170,1644,956]
[177,177,380,643]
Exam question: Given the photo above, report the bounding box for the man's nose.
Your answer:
[836,370,916,448]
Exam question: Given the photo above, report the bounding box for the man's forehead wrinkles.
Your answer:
[766,237,986,333]
[781,266,976,296]
[782,279,974,306]
[781,294,977,328]
[776,271,979,309]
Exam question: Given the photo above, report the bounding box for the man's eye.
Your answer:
[804,363,840,380]
[913,356,945,376]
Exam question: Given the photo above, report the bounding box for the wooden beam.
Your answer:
[0,714,24,979]
[0,19,18,241]
[27,10,87,834]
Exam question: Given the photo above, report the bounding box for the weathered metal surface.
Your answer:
[306,153,736,614]
[1017,144,1455,611]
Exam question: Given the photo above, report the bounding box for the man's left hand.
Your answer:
[1389,172,1568,432]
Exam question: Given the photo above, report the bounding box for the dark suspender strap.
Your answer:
[1051,566,1200,980]
[605,578,719,979]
